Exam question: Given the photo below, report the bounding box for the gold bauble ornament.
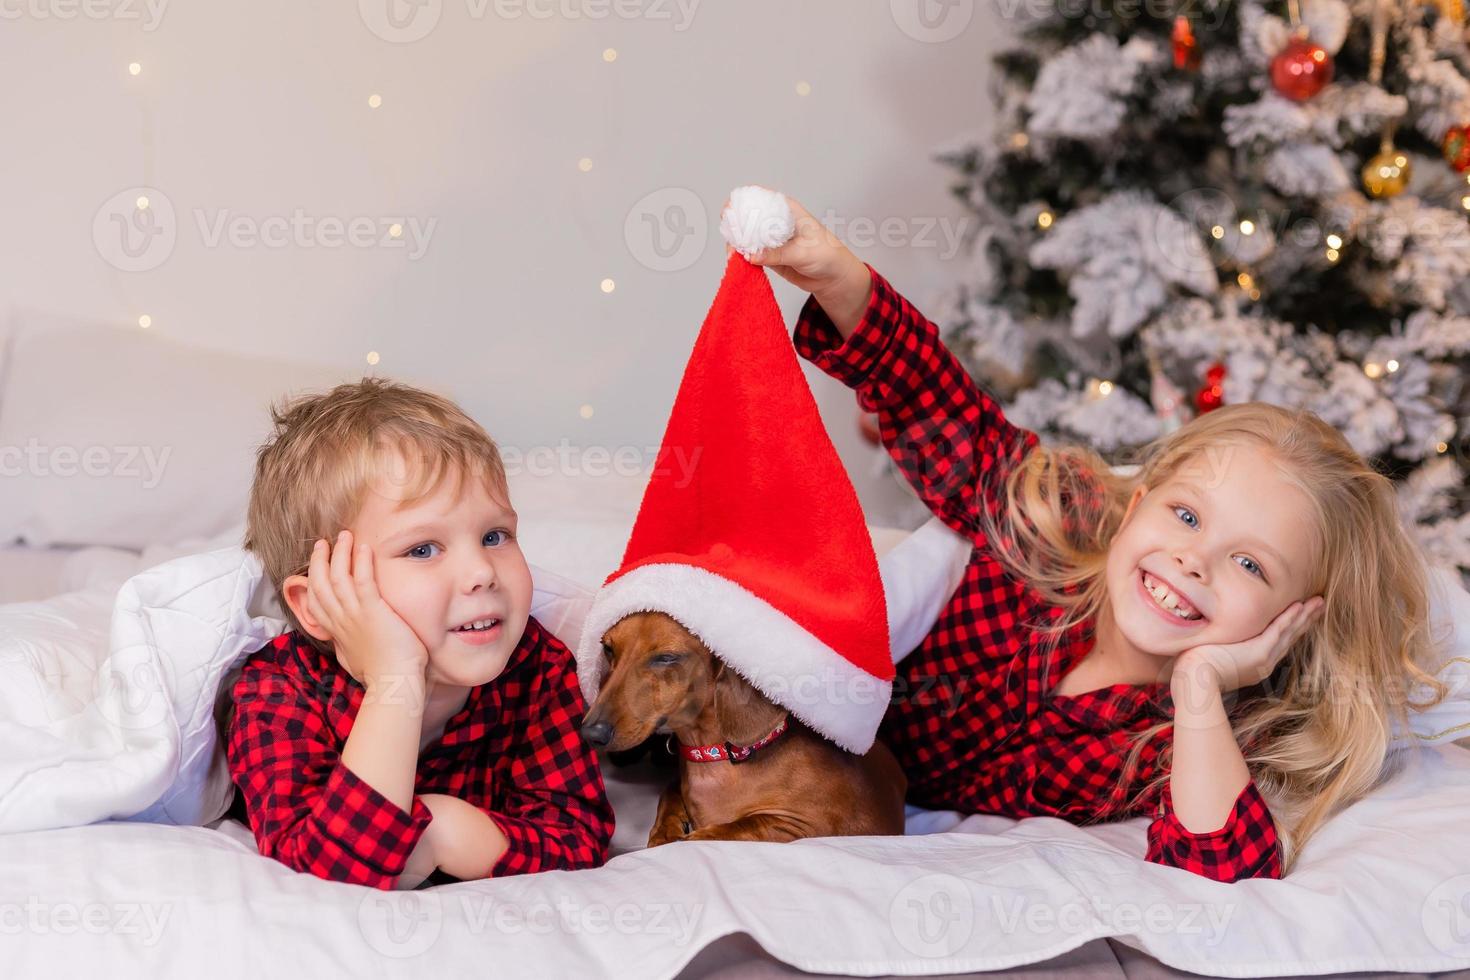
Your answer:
[1362,148,1412,198]
[1419,0,1464,25]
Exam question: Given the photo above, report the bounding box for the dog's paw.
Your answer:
[646,818,693,848]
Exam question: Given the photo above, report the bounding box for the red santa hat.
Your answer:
[574,188,894,754]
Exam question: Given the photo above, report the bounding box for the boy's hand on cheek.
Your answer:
[306,530,428,691]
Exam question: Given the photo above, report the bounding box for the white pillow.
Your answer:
[1402,564,1470,748]
[0,313,348,549]
[122,520,926,827]
[123,547,604,827]
[0,538,606,833]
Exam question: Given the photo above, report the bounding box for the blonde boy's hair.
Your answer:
[245,377,509,647]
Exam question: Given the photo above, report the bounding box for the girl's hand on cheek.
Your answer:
[1175,596,1325,696]
[305,530,429,691]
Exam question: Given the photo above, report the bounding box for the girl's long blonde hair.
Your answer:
[977,401,1451,872]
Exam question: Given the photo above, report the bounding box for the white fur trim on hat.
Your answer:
[575,562,892,754]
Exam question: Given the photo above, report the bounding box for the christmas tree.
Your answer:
[927,0,1470,583]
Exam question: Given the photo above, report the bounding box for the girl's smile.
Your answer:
[1137,567,1209,628]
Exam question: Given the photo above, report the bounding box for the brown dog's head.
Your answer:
[580,610,769,752]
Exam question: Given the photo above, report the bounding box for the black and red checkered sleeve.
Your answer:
[486,629,614,877]
[1145,777,1283,882]
[793,264,1040,553]
[225,654,433,890]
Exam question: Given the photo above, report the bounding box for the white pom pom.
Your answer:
[720,186,795,258]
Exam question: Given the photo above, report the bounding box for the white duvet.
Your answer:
[3,521,1470,977]
[3,745,1470,977]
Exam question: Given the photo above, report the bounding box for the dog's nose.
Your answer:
[582,719,614,747]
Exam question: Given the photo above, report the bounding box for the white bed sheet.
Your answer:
[3,743,1470,978]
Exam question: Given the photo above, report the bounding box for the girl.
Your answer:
[748,196,1451,882]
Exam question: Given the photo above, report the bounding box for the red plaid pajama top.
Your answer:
[225,616,614,889]
[793,266,1282,883]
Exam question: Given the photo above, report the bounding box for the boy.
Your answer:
[225,378,615,890]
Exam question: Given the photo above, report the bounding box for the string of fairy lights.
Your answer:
[117,45,816,424]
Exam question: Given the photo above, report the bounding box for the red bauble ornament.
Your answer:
[1270,36,1334,102]
[1194,361,1227,413]
[1172,16,1202,72]
[1444,124,1470,173]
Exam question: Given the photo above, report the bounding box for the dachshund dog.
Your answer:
[580,610,907,846]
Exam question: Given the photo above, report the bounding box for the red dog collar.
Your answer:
[677,715,789,764]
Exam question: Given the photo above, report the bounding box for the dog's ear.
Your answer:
[711,658,779,738]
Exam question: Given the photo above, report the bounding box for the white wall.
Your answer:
[1,0,1008,526]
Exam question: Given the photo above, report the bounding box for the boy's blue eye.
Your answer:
[484,529,512,547]
[406,542,440,560]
